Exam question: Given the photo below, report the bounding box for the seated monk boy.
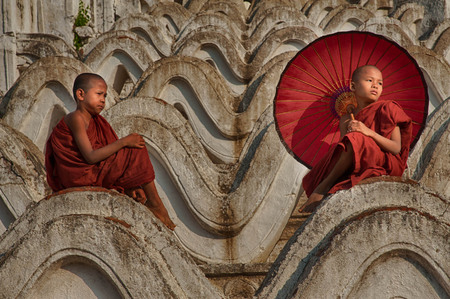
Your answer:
[45,73,175,230]
[299,65,412,213]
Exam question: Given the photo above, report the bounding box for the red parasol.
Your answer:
[274,31,428,169]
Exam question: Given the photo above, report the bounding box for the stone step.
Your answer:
[200,263,271,299]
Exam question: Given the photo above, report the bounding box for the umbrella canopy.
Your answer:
[274,31,428,169]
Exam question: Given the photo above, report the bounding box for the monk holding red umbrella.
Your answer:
[274,31,428,213]
[300,65,412,212]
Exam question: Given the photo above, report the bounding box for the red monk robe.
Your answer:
[303,100,412,197]
[45,114,155,194]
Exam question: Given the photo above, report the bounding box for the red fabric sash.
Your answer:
[45,114,155,192]
[302,100,412,197]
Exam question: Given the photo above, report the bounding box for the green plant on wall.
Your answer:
[73,0,91,51]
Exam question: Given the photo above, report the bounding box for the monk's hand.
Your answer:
[347,120,372,136]
[123,133,145,148]
[133,188,147,203]
[125,187,147,204]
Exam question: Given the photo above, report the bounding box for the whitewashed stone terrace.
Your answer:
[0,0,449,298]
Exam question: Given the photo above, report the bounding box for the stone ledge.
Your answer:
[199,262,272,277]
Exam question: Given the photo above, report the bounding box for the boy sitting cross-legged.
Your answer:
[299,65,413,213]
[45,73,175,230]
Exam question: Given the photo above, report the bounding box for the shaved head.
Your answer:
[351,65,381,82]
[73,73,105,100]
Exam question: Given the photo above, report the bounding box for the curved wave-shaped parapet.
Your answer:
[82,30,162,97]
[132,56,242,138]
[147,1,192,35]
[15,33,78,62]
[408,98,449,173]
[174,23,313,88]
[0,57,118,151]
[392,3,425,37]
[405,45,450,107]
[0,0,447,279]
[103,97,292,224]
[103,97,308,262]
[301,0,348,26]
[426,20,450,64]
[408,98,450,198]
[361,17,419,46]
[321,5,375,33]
[246,6,309,43]
[112,13,175,56]
[247,25,318,67]
[174,27,248,88]
[177,11,245,41]
[199,0,247,29]
[256,180,450,298]
[183,0,215,14]
[247,0,295,25]
[131,54,295,144]
[83,30,161,68]
[174,22,319,83]
[174,16,246,54]
[0,189,224,298]
[0,120,50,235]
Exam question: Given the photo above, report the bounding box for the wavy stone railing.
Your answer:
[255,179,450,298]
[0,0,448,290]
[0,189,223,298]
[0,120,50,234]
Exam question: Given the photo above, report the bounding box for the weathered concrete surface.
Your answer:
[408,98,450,198]
[0,0,449,297]
[104,97,308,263]
[0,120,50,234]
[0,188,223,299]
[255,180,450,298]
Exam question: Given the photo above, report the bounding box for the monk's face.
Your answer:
[351,66,383,104]
[78,78,107,115]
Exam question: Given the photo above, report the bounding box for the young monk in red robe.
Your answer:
[299,65,412,212]
[45,73,176,230]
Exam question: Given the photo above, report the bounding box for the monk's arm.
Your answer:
[368,125,401,154]
[339,115,351,138]
[66,113,145,164]
[348,120,401,155]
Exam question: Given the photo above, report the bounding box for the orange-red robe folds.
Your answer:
[302,100,412,197]
[45,114,155,193]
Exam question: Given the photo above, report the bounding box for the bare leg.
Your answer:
[142,181,176,230]
[299,142,354,213]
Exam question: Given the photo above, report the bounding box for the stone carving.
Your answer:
[0,189,223,298]
[410,99,450,198]
[256,180,449,298]
[0,121,50,234]
[104,97,306,262]
[0,0,448,297]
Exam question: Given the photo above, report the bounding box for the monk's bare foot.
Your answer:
[298,193,324,213]
[146,203,176,231]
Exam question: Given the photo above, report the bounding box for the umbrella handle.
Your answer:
[347,104,356,120]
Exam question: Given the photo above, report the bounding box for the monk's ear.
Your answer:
[350,82,356,91]
[75,88,85,102]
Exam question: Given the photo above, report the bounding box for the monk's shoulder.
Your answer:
[381,100,410,117]
[378,100,403,110]
[64,110,77,123]
[64,111,87,132]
